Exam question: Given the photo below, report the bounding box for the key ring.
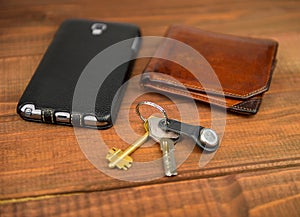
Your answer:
[136,101,169,123]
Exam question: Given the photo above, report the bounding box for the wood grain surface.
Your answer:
[0,0,300,216]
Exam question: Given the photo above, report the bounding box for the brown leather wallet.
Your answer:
[141,25,278,114]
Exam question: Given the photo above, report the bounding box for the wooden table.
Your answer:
[1,0,299,216]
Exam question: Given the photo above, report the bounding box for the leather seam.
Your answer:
[143,83,229,108]
[231,99,261,112]
[146,74,267,98]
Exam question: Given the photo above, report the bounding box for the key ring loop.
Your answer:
[136,101,169,123]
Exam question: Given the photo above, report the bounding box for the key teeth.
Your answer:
[116,164,126,170]
[124,163,132,170]
[106,148,123,165]
[106,128,148,171]
[108,162,115,168]
[107,147,120,156]
[165,173,177,177]
[165,171,178,177]
[116,162,132,171]
[108,158,133,170]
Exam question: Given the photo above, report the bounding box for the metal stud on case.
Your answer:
[91,23,107,35]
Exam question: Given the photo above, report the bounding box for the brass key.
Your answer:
[106,121,149,170]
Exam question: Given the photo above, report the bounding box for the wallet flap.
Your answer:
[143,25,278,99]
[142,75,263,114]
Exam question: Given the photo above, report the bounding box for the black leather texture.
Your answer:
[17,19,141,129]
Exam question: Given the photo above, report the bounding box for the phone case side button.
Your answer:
[19,104,42,121]
[55,112,70,124]
[41,109,55,124]
[83,115,109,128]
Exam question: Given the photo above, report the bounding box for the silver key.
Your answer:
[159,138,177,176]
[148,116,180,176]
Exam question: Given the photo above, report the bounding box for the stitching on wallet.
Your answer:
[232,105,254,112]
[231,99,261,112]
[145,83,229,108]
[147,74,267,98]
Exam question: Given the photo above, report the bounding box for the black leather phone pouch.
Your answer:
[17,19,141,129]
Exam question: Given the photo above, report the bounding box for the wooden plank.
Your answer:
[0,35,299,198]
[0,0,300,58]
[0,22,300,198]
[0,56,41,102]
[0,167,299,217]
[1,0,300,216]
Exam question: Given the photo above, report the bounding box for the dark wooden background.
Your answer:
[0,0,300,216]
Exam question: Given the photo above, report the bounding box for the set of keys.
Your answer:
[106,101,219,177]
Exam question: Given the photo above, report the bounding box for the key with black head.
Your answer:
[158,118,219,152]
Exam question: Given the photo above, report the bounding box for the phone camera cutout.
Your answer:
[91,23,107,35]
